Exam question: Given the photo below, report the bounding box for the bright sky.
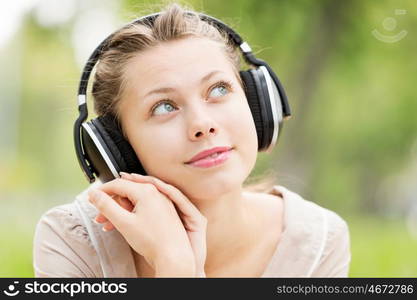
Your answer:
[0,0,79,47]
[0,0,39,48]
[0,0,119,68]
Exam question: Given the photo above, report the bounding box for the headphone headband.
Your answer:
[76,12,290,111]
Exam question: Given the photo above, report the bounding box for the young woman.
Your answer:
[33,3,351,278]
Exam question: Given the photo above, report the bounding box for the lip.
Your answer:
[185,146,233,164]
[185,148,233,168]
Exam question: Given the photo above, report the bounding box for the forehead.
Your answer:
[123,37,236,92]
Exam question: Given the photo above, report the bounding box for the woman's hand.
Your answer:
[123,173,207,277]
[88,177,196,276]
[93,173,208,277]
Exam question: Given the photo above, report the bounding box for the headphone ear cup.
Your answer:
[80,120,121,183]
[240,70,268,151]
[91,117,127,171]
[95,115,147,176]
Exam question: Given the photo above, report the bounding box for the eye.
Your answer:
[151,100,177,116]
[209,81,232,98]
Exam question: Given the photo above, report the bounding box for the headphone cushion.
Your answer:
[94,115,146,175]
[91,117,127,171]
[240,70,265,150]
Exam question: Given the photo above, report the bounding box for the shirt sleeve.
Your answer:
[310,210,351,277]
[32,204,101,277]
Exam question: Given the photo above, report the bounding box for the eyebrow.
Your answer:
[142,70,224,99]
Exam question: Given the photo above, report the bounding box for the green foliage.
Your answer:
[0,226,34,277]
[348,215,417,277]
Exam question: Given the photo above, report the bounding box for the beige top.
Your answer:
[33,184,351,277]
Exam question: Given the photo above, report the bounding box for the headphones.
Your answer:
[74,12,292,184]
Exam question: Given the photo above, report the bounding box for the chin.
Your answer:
[190,171,245,195]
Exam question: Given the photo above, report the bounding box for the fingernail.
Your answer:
[102,227,109,232]
[92,217,100,224]
[120,172,129,177]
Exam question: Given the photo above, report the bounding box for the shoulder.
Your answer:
[33,188,102,277]
[245,188,284,225]
[312,205,351,277]
[267,185,351,277]
[35,181,103,244]
[268,185,349,236]
[34,202,92,247]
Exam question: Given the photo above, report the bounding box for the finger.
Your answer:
[94,196,134,224]
[102,221,115,232]
[94,216,115,231]
[95,214,107,223]
[95,196,135,224]
[121,173,196,216]
[88,189,132,230]
[126,173,200,217]
[97,178,148,206]
[119,196,135,211]
[94,195,118,224]
[122,173,206,229]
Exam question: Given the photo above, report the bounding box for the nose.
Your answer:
[186,104,218,141]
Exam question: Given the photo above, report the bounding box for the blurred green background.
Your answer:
[1,0,416,277]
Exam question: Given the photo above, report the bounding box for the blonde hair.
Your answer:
[92,2,278,194]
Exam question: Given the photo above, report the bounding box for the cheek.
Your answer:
[128,125,181,174]
[217,97,258,175]
[224,97,258,151]
[239,106,259,166]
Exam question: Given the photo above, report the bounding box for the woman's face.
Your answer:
[118,37,258,200]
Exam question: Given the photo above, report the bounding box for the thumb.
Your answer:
[88,189,132,230]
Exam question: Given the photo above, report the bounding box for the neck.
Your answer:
[188,185,259,273]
